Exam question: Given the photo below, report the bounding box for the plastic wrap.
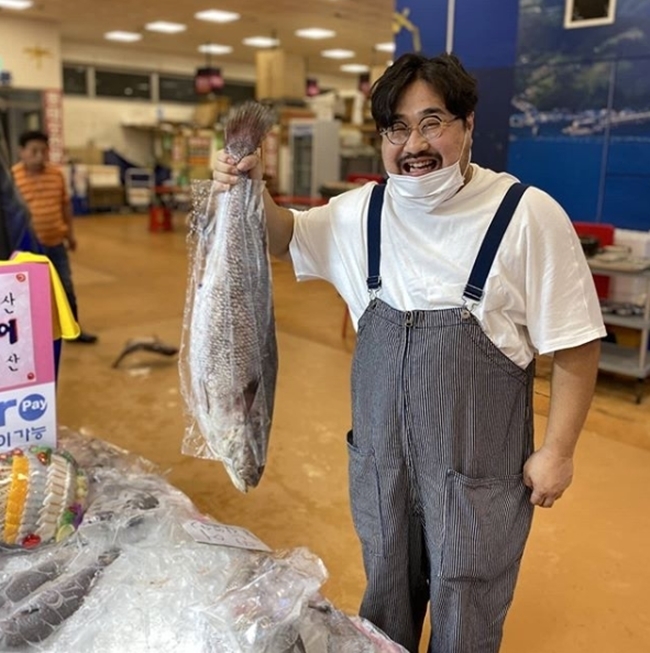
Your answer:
[202,548,327,652]
[299,600,409,653]
[179,178,278,493]
[0,428,407,652]
[179,102,278,494]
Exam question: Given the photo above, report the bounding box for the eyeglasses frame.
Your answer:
[379,115,462,145]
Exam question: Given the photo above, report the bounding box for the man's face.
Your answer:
[20,139,48,173]
[380,79,474,176]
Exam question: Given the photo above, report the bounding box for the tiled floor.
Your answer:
[56,212,649,652]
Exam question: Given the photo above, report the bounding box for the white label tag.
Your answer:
[182,519,271,552]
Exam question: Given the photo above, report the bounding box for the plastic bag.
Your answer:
[0,429,407,652]
[179,102,278,494]
[179,176,278,493]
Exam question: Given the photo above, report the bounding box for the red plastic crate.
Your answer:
[573,222,615,299]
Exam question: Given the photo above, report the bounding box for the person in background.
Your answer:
[213,52,605,653]
[12,130,97,343]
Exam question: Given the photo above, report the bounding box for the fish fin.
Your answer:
[242,378,260,414]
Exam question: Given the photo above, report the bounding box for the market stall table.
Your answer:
[0,429,406,653]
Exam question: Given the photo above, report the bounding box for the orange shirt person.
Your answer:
[12,130,97,344]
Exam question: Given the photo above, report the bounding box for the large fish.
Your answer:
[181,102,278,493]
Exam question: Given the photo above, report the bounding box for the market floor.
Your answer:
[56,212,650,653]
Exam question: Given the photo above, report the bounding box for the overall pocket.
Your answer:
[439,470,533,581]
[346,430,385,558]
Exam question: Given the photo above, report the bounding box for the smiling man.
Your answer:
[213,52,605,653]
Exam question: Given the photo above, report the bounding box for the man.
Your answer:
[12,130,97,343]
[213,53,605,653]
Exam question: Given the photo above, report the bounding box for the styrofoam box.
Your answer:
[88,165,121,188]
[610,229,650,304]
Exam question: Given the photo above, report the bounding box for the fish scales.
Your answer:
[183,102,278,492]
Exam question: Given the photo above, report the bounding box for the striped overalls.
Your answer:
[347,184,535,653]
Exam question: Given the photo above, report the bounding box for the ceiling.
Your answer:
[7,0,396,78]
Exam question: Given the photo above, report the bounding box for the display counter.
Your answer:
[0,429,405,652]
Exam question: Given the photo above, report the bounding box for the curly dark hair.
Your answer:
[370,52,478,130]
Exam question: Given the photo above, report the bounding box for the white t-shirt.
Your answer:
[289,164,606,368]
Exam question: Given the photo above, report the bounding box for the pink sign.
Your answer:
[0,262,57,452]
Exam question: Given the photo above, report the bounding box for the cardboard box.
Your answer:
[255,50,306,101]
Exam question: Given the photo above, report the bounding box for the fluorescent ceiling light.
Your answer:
[321,49,354,59]
[375,42,395,53]
[340,63,370,73]
[145,21,186,34]
[295,28,335,40]
[243,36,280,48]
[0,0,33,8]
[195,9,240,23]
[198,44,233,55]
[104,31,142,43]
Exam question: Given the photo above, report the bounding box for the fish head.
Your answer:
[222,421,267,493]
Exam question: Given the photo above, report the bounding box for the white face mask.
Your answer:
[386,135,471,212]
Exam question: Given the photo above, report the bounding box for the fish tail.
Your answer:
[224,102,275,162]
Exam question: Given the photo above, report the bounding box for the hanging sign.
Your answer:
[42,89,64,164]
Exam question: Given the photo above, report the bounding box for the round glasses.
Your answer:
[380,116,460,145]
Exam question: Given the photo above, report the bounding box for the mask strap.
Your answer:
[459,129,472,180]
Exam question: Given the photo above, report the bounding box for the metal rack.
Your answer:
[588,261,650,403]
[125,168,154,211]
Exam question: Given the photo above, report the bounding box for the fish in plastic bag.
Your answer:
[299,599,409,652]
[180,102,278,492]
[203,548,327,652]
[0,549,119,649]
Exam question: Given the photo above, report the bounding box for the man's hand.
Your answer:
[212,148,295,259]
[212,149,262,192]
[523,446,574,508]
[66,233,77,252]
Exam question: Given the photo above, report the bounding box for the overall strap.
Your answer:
[366,184,386,292]
[463,183,529,303]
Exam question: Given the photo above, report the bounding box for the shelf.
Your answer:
[586,261,650,401]
[588,261,650,277]
[601,313,650,329]
[598,342,650,378]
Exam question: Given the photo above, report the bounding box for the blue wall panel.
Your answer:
[393,0,650,228]
[454,0,520,68]
[470,67,516,172]
[508,138,603,220]
[395,0,448,57]
[602,176,650,229]
[517,0,650,64]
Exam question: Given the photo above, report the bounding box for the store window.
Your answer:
[159,76,255,105]
[95,70,152,100]
[159,75,199,104]
[222,82,256,104]
[62,65,88,96]
[564,0,617,29]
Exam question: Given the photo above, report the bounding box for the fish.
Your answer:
[0,549,120,648]
[111,336,178,368]
[0,551,73,611]
[181,101,278,493]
